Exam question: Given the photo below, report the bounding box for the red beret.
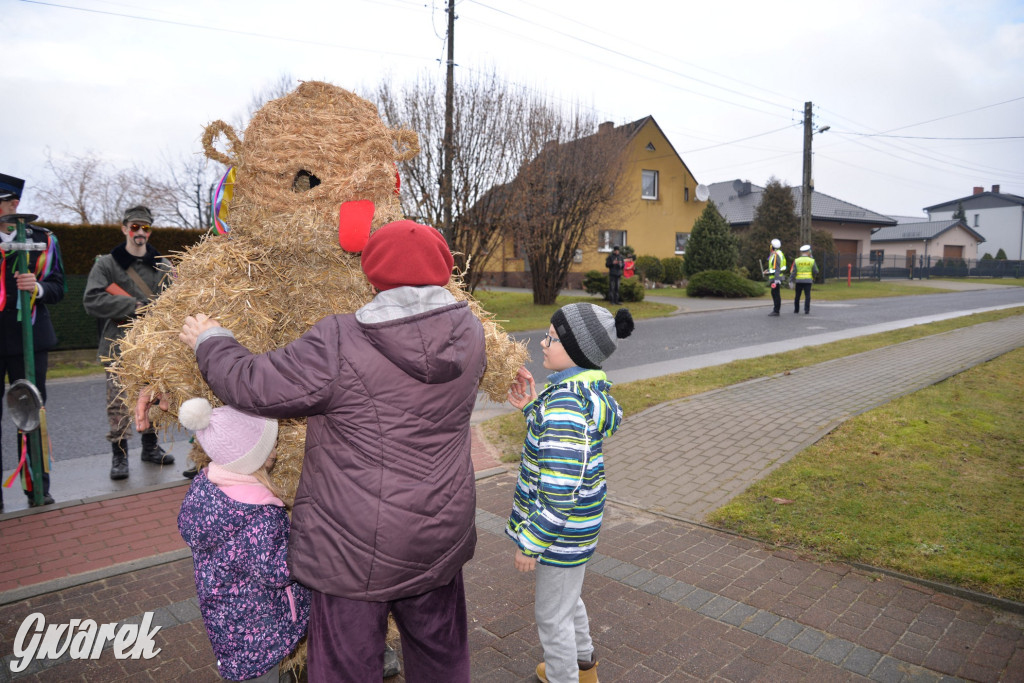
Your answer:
[361,220,454,291]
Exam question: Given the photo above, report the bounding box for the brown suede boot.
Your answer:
[535,659,599,682]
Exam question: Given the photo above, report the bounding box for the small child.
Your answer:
[506,303,634,683]
[177,398,310,683]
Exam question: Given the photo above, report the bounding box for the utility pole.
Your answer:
[800,101,813,247]
[441,0,455,246]
[800,101,830,247]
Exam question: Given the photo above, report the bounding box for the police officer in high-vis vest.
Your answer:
[789,244,819,314]
[764,238,786,316]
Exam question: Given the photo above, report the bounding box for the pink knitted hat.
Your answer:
[178,398,278,475]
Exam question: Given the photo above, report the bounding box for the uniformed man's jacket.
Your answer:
[792,256,819,283]
[83,243,172,361]
[767,249,786,280]
[0,225,65,354]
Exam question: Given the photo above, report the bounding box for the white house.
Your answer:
[925,186,1024,260]
[870,219,985,268]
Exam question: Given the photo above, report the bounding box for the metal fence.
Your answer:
[817,254,1024,281]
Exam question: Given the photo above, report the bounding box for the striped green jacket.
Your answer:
[506,368,622,566]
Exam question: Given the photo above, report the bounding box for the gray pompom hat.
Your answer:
[550,303,634,370]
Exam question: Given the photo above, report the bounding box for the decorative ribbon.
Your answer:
[212,166,236,235]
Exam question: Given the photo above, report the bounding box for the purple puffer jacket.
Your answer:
[195,295,486,601]
[178,472,310,681]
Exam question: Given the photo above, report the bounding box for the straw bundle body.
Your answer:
[112,82,527,503]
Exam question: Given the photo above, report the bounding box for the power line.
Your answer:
[832,132,1024,141]
[681,124,799,154]
[465,0,796,118]
[18,0,431,61]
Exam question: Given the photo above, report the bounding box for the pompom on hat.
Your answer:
[361,220,454,291]
[550,303,634,370]
[178,398,278,475]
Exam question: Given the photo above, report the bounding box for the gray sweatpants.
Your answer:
[534,563,594,683]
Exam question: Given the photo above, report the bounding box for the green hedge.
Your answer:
[686,270,766,298]
[43,223,207,275]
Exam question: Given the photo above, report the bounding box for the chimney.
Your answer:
[973,186,984,195]
[992,184,1000,194]
[598,121,614,135]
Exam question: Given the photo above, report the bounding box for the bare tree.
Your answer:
[372,70,554,292]
[506,113,630,305]
[143,152,223,229]
[33,150,149,224]
[32,148,221,229]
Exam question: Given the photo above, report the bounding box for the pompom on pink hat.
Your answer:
[178,398,278,475]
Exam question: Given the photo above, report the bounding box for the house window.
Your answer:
[973,213,980,227]
[675,233,689,254]
[598,230,627,252]
[641,170,658,200]
[684,187,690,202]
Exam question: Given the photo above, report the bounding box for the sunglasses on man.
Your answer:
[128,223,152,233]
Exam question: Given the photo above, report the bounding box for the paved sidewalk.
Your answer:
[1,313,1023,681]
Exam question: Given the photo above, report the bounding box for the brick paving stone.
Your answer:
[2,316,1023,681]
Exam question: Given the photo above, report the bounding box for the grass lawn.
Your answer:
[482,308,1024,601]
[472,290,675,332]
[708,345,1024,602]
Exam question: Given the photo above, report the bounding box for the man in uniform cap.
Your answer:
[764,238,786,316]
[84,205,174,480]
[789,244,820,314]
[0,174,66,509]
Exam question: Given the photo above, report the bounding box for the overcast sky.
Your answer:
[5,0,1023,219]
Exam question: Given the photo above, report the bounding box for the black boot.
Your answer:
[383,644,402,678]
[141,431,174,465]
[110,440,129,480]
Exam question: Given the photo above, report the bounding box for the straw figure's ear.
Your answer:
[202,120,243,166]
[391,128,420,163]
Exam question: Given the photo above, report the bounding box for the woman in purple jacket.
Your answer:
[177,397,310,683]
[179,221,486,683]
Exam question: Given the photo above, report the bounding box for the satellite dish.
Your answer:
[695,184,710,202]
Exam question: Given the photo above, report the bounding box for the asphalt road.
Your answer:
[515,287,1024,382]
[5,285,1024,470]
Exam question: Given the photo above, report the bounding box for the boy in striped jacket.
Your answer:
[507,303,634,683]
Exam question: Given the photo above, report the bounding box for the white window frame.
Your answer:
[641,170,659,200]
[675,233,689,254]
[598,230,627,252]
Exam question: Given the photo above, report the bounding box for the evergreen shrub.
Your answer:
[686,270,765,298]
[660,257,684,285]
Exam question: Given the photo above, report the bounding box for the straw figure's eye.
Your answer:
[292,170,322,192]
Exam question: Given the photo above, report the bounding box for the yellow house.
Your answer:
[478,116,707,288]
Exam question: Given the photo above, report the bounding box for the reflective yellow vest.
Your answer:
[793,256,817,282]
[768,248,786,275]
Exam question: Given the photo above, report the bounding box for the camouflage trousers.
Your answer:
[105,370,153,442]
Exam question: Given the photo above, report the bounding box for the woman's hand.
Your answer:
[179,314,221,350]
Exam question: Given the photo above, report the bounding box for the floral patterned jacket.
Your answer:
[178,471,310,681]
